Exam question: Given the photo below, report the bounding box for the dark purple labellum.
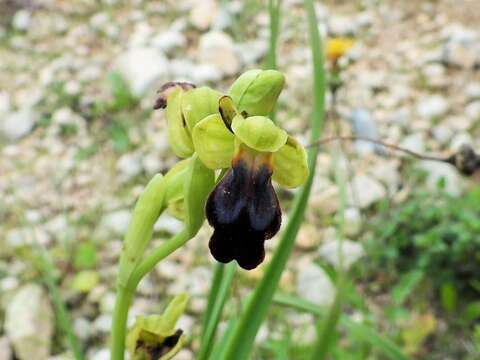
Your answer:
[206,156,281,270]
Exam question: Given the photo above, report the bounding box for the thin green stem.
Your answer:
[111,229,192,360]
[129,229,190,287]
[267,0,281,122]
[110,287,134,360]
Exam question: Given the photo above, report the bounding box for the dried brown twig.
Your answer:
[308,136,480,177]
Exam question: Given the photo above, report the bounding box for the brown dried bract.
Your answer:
[153,82,196,110]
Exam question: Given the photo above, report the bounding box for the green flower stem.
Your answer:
[220,0,326,357]
[111,286,134,360]
[129,229,191,288]
[111,230,193,360]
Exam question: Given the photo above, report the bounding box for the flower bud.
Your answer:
[228,69,285,117]
[127,293,188,360]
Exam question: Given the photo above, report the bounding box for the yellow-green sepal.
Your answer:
[127,293,188,360]
[272,136,309,188]
[181,86,221,132]
[192,114,235,169]
[166,88,194,158]
[231,115,287,153]
[228,69,285,116]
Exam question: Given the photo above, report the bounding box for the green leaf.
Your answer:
[71,270,100,293]
[392,270,424,306]
[108,120,130,153]
[198,262,236,360]
[440,282,457,312]
[73,242,97,270]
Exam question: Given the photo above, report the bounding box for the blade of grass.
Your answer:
[220,1,326,358]
[266,0,282,122]
[210,317,239,359]
[274,293,409,360]
[198,262,236,360]
[309,125,349,359]
[33,245,84,360]
[266,0,281,70]
[201,263,225,335]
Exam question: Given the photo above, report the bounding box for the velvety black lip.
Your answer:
[206,159,281,270]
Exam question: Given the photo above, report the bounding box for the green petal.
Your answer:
[232,115,287,152]
[228,69,285,116]
[192,114,235,169]
[272,136,309,188]
[181,86,221,132]
[166,88,194,157]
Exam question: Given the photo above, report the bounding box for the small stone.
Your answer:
[416,95,449,119]
[5,284,54,360]
[1,108,37,141]
[117,152,143,180]
[175,349,194,360]
[343,207,362,237]
[93,314,112,334]
[198,31,240,77]
[0,92,11,114]
[154,214,184,234]
[318,239,365,269]
[74,317,94,341]
[0,337,12,360]
[191,63,222,83]
[450,132,473,152]
[432,124,453,145]
[464,82,480,101]
[90,348,110,360]
[152,30,187,54]
[400,133,425,154]
[296,262,335,305]
[101,209,131,236]
[349,108,381,154]
[348,175,386,208]
[419,161,462,196]
[465,101,480,120]
[296,224,322,250]
[190,0,219,30]
[113,47,170,97]
[12,10,31,31]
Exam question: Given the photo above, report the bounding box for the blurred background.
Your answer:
[0,0,479,359]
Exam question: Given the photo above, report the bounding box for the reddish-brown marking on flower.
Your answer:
[153,82,196,110]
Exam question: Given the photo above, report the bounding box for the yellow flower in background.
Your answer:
[325,37,354,63]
